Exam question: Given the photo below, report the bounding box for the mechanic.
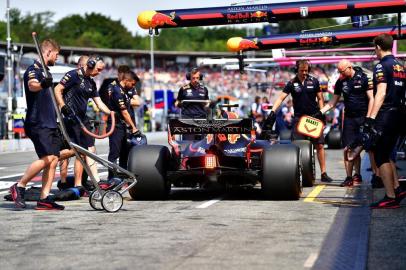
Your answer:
[10,39,67,210]
[107,70,144,179]
[319,59,374,187]
[54,56,112,191]
[175,67,209,119]
[58,55,90,189]
[263,59,334,183]
[250,96,263,119]
[366,34,406,208]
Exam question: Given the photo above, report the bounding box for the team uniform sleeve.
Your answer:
[334,79,342,96]
[366,74,373,91]
[374,63,387,84]
[90,80,99,98]
[59,71,77,90]
[204,87,209,99]
[314,78,321,93]
[111,88,127,111]
[27,66,43,82]
[362,74,372,92]
[282,81,293,94]
[176,88,184,101]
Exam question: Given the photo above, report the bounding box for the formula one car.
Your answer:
[127,102,315,200]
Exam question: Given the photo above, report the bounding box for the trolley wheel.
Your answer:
[89,190,103,210]
[101,190,123,213]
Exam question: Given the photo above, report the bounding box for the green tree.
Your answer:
[278,18,344,34]
[52,15,86,46]
[9,8,54,43]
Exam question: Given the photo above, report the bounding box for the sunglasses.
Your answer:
[338,66,351,74]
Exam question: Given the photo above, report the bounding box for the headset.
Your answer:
[186,67,203,81]
[294,59,311,73]
[87,56,103,69]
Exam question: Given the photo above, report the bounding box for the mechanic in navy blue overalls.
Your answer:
[107,71,144,179]
[54,56,112,190]
[263,59,334,183]
[175,68,209,119]
[365,34,406,208]
[175,68,209,140]
[319,59,374,187]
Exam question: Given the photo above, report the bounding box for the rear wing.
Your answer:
[168,118,254,135]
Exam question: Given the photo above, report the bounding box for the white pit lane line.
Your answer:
[196,197,223,209]
[303,252,319,268]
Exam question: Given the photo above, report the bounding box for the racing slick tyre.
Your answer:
[279,129,292,141]
[262,144,301,200]
[326,129,342,149]
[128,145,171,200]
[292,140,315,187]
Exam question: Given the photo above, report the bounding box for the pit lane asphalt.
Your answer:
[0,136,405,270]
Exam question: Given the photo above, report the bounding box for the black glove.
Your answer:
[129,130,147,146]
[40,77,53,89]
[61,105,75,118]
[311,110,323,119]
[131,130,143,138]
[359,119,380,151]
[361,117,376,133]
[262,111,276,130]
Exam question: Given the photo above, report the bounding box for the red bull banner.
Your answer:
[227,25,406,52]
[138,0,406,30]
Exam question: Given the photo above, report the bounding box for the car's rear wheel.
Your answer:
[292,140,315,187]
[128,145,171,200]
[261,144,301,200]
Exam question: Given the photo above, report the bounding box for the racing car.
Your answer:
[127,101,315,200]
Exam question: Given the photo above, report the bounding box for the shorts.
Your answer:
[64,119,95,148]
[373,109,400,167]
[56,123,70,150]
[342,116,365,147]
[25,124,61,159]
[291,117,325,145]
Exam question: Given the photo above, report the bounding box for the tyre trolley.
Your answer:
[32,32,138,212]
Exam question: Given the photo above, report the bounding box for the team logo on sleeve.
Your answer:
[28,71,36,79]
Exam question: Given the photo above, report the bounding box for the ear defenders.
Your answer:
[294,59,311,73]
[186,67,203,80]
[87,56,103,69]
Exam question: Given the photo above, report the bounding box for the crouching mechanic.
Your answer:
[319,59,374,187]
[107,71,144,179]
[366,34,406,208]
[54,56,112,191]
[263,59,334,183]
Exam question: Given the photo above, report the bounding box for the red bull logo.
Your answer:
[226,11,268,23]
[150,12,177,28]
[250,11,267,18]
[299,36,333,47]
[393,64,404,72]
[238,39,259,50]
[393,64,406,79]
[319,36,333,43]
[227,12,250,20]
